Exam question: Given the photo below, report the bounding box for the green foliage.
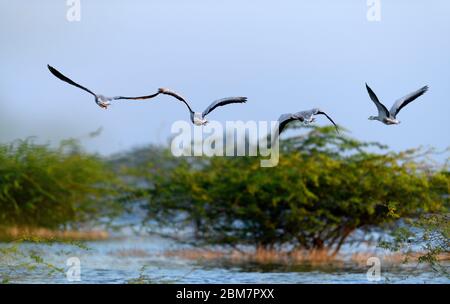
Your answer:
[0,237,88,283]
[379,213,449,276]
[140,127,448,254]
[0,138,122,229]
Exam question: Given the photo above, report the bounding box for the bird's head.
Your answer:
[368,116,377,120]
[95,95,111,109]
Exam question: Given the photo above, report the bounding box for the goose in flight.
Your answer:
[158,88,247,126]
[276,108,339,135]
[47,65,161,109]
[365,83,429,125]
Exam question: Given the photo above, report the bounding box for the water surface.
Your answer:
[1,235,448,284]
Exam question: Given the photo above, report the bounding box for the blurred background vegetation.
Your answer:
[0,139,123,232]
[0,126,448,273]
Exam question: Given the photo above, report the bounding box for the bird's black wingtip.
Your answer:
[47,64,57,73]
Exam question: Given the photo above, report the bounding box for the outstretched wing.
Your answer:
[113,91,160,100]
[158,88,194,113]
[277,113,301,135]
[365,83,389,118]
[202,97,247,118]
[316,110,339,133]
[47,65,96,97]
[389,85,429,118]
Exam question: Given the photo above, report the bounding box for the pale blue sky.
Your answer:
[0,1,449,155]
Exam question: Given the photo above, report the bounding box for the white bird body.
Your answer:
[295,110,317,124]
[365,83,428,125]
[368,116,400,125]
[192,112,208,126]
[95,95,112,109]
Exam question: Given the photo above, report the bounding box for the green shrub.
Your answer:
[0,139,121,228]
[142,127,449,253]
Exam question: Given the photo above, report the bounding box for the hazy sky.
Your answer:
[1,1,449,156]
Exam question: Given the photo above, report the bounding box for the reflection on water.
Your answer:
[1,235,448,284]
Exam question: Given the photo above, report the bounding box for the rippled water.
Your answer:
[1,235,448,284]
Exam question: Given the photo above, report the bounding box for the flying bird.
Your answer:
[276,108,339,136]
[158,88,247,126]
[365,83,429,125]
[47,65,160,109]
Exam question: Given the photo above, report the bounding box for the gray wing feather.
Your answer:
[294,109,317,120]
[277,113,302,134]
[389,85,429,118]
[113,91,160,100]
[316,110,339,133]
[365,83,390,118]
[158,88,194,113]
[202,97,247,118]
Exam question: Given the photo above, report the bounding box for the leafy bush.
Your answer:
[379,213,449,276]
[0,139,121,229]
[142,127,448,254]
